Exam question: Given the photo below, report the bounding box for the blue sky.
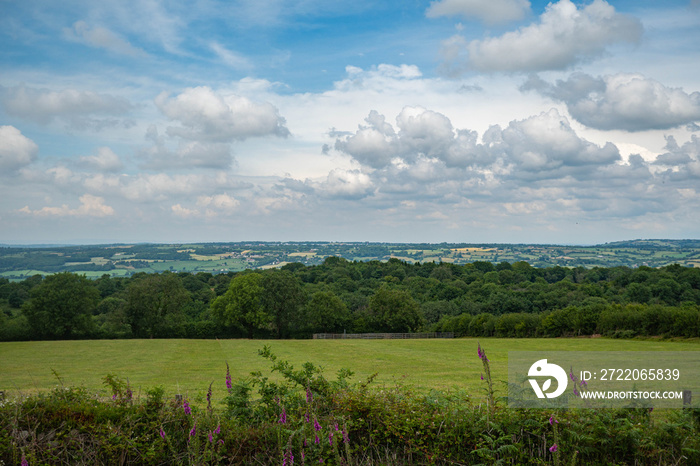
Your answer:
[1,0,699,244]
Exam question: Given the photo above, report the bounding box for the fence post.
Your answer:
[683,390,692,408]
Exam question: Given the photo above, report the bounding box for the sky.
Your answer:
[1,0,699,245]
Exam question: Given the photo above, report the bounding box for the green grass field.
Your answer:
[1,338,698,403]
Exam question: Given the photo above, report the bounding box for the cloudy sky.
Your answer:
[1,0,699,245]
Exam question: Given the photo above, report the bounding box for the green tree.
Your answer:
[369,287,424,332]
[261,270,305,338]
[211,273,269,337]
[123,273,190,338]
[305,290,350,334]
[22,272,100,339]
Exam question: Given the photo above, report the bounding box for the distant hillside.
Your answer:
[1,239,699,279]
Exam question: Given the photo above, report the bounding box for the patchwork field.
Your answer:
[1,338,698,402]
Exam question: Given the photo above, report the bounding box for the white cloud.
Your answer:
[197,193,240,215]
[426,0,531,24]
[494,109,621,176]
[319,168,375,199]
[0,84,132,127]
[79,147,124,172]
[140,125,234,169]
[0,126,38,172]
[64,21,147,57]
[442,0,642,73]
[334,106,489,170]
[155,86,290,142]
[18,194,115,217]
[522,73,700,131]
[333,106,623,194]
[654,135,700,180]
[171,203,198,218]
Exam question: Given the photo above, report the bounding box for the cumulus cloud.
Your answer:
[64,21,147,57]
[0,84,133,127]
[171,203,198,218]
[426,0,531,24]
[441,0,642,74]
[140,125,234,169]
[319,169,375,199]
[653,135,700,180]
[18,194,115,217]
[522,72,700,131]
[197,193,240,213]
[334,106,489,170]
[79,147,124,172]
[155,86,290,142]
[171,193,240,218]
[491,109,621,177]
[0,125,38,172]
[334,107,621,189]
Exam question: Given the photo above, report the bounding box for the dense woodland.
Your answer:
[1,258,699,341]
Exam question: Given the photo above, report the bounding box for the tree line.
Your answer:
[1,258,699,341]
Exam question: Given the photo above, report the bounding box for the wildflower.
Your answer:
[573,387,580,397]
[225,363,232,392]
[549,416,558,425]
[183,399,192,415]
[480,373,484,380]
[189,423,197,438]
[342,429,350,444]
[334,422,339,431]
[305,412,310,423]
[207,382,213,411]
[21,455,29,466]
[208,431,214,443]
[314,418,322,431]
[218,439,224,445]
[329,431,334,446]
[549,444,558,453]
[279,407,287,424]
[283,448,294,466]
[112,394,116,401]
[315,433,320,445]
[477,342,489,362]
[214,424,221,435]
[159,427,166,440]
[306,386,313,403]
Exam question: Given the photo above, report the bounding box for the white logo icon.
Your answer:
[528,359,568,399]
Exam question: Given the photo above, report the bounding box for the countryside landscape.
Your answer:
[2,238,700,280]
[1,239,700,464]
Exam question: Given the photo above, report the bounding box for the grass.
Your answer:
[1,338,698,403]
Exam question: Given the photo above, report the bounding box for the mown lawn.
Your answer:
[1,337,698,401]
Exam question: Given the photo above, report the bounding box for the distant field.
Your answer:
[1,338,698,403]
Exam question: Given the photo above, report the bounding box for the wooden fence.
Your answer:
[313,332,454,340]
